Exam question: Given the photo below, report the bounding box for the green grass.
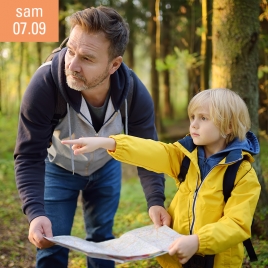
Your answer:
[0,114,268,268]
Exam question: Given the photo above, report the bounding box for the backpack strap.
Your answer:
[44,37,69,63]
[223,160,257,262]
[243,238,258,262]
[223,160,243,203]
[177,155,190,183]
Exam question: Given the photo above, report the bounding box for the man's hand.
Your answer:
[148,205,171,228]
[169,234,199,264]
[28,216,54,249]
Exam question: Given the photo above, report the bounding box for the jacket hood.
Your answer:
[221,131,259,156]
[178,131,259,164]
[51,47,130,112]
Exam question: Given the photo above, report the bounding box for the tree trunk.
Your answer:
[212,0,268,236]
[258,4,268,135]
[162,7,173,119]
[125,0,135,69]
[36,43,42,67]
[0,43,3,114]
[59,0,67,44]
[17,43,24,113]
[148,0,161,132]
[200,0,212,90]
[188,1,201,102]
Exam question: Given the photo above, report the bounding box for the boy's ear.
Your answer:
[226,125,232,135]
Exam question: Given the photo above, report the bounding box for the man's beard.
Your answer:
[65,67,110,92]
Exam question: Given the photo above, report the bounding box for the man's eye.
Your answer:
[84,57,93,62]
[67,49,74,56]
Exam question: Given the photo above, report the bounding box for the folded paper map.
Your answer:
[45,225,182,263]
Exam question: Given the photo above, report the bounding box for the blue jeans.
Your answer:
[36,158,122,268]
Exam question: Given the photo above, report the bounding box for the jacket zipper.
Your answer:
[189,158,244,234]
[190,178,202,234]
[189,164,218,234]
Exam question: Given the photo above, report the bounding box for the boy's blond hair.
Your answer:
[188,88,251,143]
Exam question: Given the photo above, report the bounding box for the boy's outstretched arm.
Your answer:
[62,137,172,228]
[61,137,116,154]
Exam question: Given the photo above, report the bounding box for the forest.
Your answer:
[0,0,268,267]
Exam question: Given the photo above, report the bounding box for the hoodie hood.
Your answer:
[50,47,130,112]
[221,131,260,156]
[178,131,259,180]
[179,131,259,157]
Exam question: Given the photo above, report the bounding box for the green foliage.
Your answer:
[195,26,206,37]
[156,54,178,72]
[258,65,268,79]
[156,47,202,73]
[173,47,202,70]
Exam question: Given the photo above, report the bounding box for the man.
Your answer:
[14,6,170,268]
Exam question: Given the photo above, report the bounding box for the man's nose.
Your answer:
[68,56,81,73]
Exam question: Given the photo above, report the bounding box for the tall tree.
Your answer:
[161,0,181,119]
[212,0,268,235]
[148,0,161,131]
[17,43,24,112]
[124,0,135,69]
[200,0,212,90]
[0,43,3,114]
[258,0,268,135]
[59,0,68,44]
[187,0,202,101]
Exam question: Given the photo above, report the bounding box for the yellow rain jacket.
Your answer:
[109,133,261,268]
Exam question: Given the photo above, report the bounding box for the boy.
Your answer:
[62,88,261,267]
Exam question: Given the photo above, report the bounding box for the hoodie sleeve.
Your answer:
[126,72,166,209]
[14,64,57,223]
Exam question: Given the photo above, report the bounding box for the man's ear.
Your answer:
[109,56,123,75]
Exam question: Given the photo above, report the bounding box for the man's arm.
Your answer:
[14,64,58,248]
[14,65,56,223]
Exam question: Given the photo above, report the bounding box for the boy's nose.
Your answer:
[190,120,198,129]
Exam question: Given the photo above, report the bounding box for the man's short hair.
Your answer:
[69,6,129,61]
